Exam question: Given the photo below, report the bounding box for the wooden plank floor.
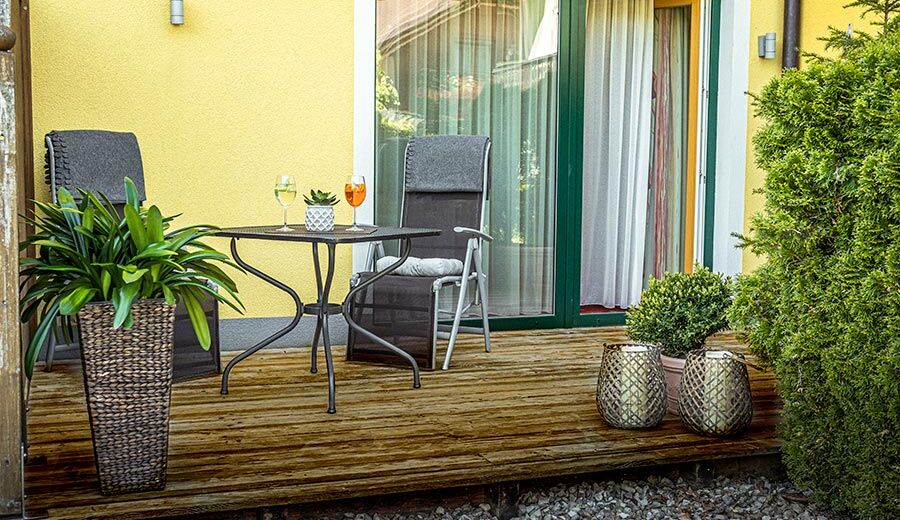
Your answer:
[24,328,781,519]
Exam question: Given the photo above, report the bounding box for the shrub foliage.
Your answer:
[626,265,731,358]
[729,3,900,517]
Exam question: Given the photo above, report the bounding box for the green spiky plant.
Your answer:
[303,190,339,206]
[19,178,244,379]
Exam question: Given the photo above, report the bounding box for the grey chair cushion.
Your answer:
[404,135,489,193]
[45,130,145,203]
[376,256,464,277]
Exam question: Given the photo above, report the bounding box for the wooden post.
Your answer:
[13,0,33,245]
[0,0,22,515]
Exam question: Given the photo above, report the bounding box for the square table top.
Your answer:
[214,225,441,244]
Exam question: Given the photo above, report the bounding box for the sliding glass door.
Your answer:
[372,0,713,329]
[375,0,560,320]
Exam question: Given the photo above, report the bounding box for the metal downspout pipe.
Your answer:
[783,0,801,69]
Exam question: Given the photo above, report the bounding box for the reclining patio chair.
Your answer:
[42,130,220,381]
[348,135,492,370]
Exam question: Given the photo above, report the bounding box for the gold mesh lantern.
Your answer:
[596,344,667,429]
[677,349,753,437]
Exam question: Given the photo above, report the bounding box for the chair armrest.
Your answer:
[363,241,386,272]
[453,226,493,242]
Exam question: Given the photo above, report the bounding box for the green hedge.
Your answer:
[729,7,900,518]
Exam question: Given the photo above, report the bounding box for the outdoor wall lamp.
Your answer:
[757,32,776,60]
[170,0,184,25]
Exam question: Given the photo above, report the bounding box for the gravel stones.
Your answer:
[333,476,846,520]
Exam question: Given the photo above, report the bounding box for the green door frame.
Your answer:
[702,0,722,269]
[465,0,722,332]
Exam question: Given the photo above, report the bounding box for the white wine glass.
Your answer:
[274,175,297,232]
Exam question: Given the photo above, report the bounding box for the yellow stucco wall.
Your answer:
[28,0,885,310]
[30,1,356,318]
[742,0,872,271]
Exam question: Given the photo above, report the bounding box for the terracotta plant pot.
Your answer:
[660,354,686,415]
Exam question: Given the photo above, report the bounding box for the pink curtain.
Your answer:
[644,6,690,285]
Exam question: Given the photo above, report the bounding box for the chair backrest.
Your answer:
[401,135,491,262]
[45,130,146,205]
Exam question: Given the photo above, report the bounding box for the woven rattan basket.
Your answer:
[77,299,176,495]
[677,349,753,437]
[596,343,667,429]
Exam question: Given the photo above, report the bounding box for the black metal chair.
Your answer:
[42,130,219,381]
[350,135,492,370]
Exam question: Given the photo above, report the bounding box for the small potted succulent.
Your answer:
[19,178,243,494]
[625,265,732,414]
[303,189,339,232]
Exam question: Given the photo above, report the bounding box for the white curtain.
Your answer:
[580,0,655,308]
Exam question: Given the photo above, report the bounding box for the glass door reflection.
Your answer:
[375,0,560,318]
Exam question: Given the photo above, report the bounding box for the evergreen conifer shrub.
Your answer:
[729,3,900,517]
[626,266,732,358]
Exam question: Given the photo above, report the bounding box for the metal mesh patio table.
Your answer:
[214,224,441,413]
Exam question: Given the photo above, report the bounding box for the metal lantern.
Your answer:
[596,344,667,429]
[677,349,753,437]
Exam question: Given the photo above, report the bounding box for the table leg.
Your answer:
[310,243,325,375]
[315,243,338,414]
[342,238,421,388]
[310,320,322,375]
[221,238,304,395]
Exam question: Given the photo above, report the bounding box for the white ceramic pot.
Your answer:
[305,205,334,232]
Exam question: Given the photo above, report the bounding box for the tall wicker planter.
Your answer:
[77,299,176,495]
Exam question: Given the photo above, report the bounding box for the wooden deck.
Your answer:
[24,328,781,519]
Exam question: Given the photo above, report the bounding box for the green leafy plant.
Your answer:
[303,190,338,206]
[19,178,244,379]
[626,265,732,358]
[732,2,900,517]
[376,51,400,116]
